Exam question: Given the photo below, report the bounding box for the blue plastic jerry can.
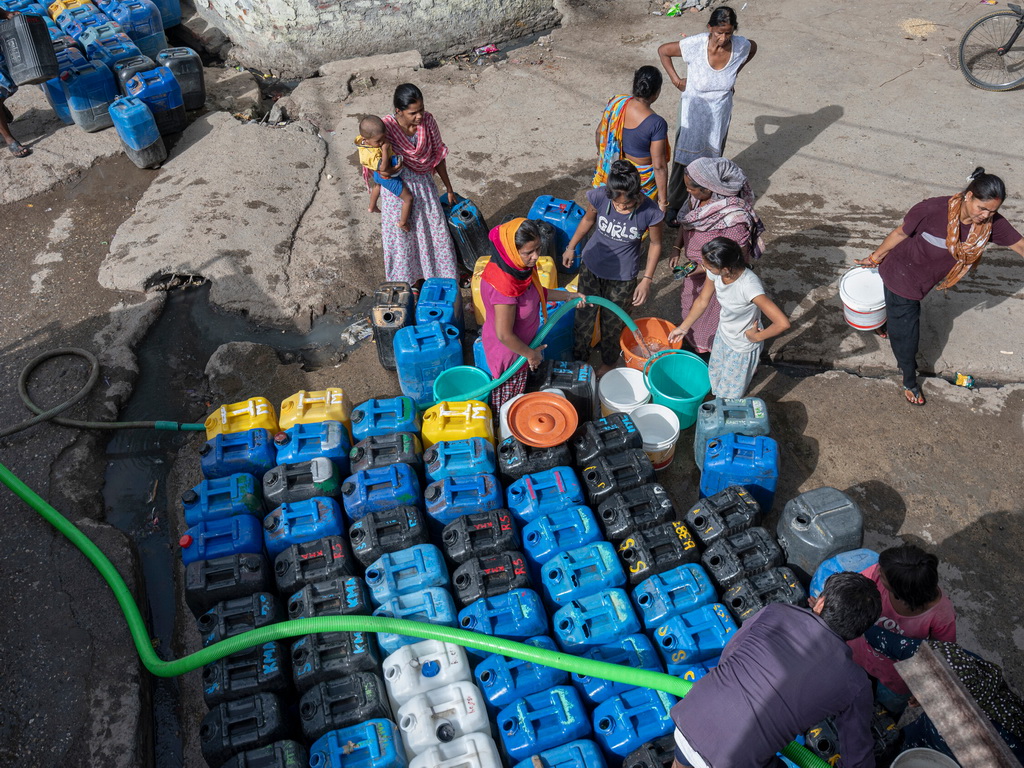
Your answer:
[458,589,547,647]
[592,687,677,757]
[472,335,489,373]
[809,548,879,598]
[340,464,422,523]
[539,300,576,361]
[700,433,781,513]
[199,428,277,480]
[274,420,351,476]
[527,195,586,274]
[372,587,458,656]
[552,588,641,651]
[571,634,664,704]
[521,506,601,576]
[654,603,737,670]
[263,497,344,559]
[308,719,407,768]
[633,563,717,629]
[364,544,449,606]
[182,473,264,526]
[512,739,608,768]
[498,686,592,762]
[506,466,585,524]
[474,635,568,709]
[675,657,719,684]
[423,438,496,483]
[542,541,626,607]
[394,321,463,407]
[415,277,465,333]
[350,397,420,441]
[693,397,771,470]
[424,473,503,528]
[179,515,264,565]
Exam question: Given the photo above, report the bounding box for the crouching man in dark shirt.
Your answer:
[671,572,882,768]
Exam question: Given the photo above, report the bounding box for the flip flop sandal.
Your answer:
[7,141,31,158]
[903,387,925,406]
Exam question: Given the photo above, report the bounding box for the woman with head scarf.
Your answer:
[668,155,766,353]
[480,219,585,409]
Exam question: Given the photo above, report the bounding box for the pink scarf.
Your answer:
[383,112,448,175]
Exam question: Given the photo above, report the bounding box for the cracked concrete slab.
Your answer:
[99,112,328,327]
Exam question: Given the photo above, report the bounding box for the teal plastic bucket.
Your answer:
[433,365,493,402]
[643,350,711,430]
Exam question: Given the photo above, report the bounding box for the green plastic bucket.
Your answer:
[433,365,493,402]
[643,350,711,430]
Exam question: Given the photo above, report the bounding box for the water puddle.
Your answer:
[103,282,370,766]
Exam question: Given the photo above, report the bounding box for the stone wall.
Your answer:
[188,0,562,77]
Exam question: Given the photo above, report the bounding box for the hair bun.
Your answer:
[970,166,986,180]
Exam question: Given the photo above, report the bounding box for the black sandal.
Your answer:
[7,141,30,158]
[903,386,925,406]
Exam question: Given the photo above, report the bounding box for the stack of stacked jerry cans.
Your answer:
[21,0,205,163]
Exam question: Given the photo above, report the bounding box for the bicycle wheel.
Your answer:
[958,10,1024,91]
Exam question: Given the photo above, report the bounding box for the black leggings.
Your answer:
[884,286,922,389]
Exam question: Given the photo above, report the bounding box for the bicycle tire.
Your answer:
[958,10,1024,91]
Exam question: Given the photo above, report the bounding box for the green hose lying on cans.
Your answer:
[419,295,640,411]
[0,459,829,768]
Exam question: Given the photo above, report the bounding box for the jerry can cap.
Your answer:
[178,534,192,548]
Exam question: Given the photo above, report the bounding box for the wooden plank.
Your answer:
[894,641,1022,768]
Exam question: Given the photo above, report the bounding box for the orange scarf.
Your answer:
[481,218,548,319]
[937,193,992,290]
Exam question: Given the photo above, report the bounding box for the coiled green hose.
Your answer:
[0,458,827,768]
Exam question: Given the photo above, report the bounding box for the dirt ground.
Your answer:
[0,0,1023,765]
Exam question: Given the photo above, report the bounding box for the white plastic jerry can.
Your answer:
[397,681,491,757]
[383,640,473,710]
[408,733,503,768]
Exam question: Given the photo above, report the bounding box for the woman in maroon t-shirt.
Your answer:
[855,168,1024,406]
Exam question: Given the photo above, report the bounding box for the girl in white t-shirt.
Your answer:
[668,237,789,397]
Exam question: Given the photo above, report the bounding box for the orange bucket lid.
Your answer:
[506,392,578,448]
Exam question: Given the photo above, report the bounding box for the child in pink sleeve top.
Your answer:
[848,544,956,707]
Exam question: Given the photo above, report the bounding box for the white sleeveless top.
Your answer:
[675,32,752,165]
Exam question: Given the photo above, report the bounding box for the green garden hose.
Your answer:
[420,295,641,410]
[0,348,205,438]
[0,458,827,768]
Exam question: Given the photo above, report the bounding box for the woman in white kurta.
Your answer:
[658,5,757,222]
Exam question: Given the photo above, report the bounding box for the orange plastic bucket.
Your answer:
[619,318,682,371]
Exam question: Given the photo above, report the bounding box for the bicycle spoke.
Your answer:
[960,13,1024,89]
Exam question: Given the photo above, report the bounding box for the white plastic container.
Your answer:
[630,403,681,471]
[408,733,503,768]
[889,748,959,768]
[397,681,491,757]
[839,266,886,331]
[383,640,473,709]
[598,367,651,416]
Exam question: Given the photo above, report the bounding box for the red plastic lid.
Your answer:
[179,534,193,548]
[506,392,578,448]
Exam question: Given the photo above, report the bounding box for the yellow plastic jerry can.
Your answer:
[279,389,352,434]
[470,256,490,325]
[421,400,495,449]
[204,397,279,440]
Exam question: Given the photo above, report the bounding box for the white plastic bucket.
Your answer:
[889,748,959,768]
[598,367,651,416]
[839,266,886,331]
[630,404,681,470]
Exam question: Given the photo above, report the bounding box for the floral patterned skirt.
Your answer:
[380,169,458,284]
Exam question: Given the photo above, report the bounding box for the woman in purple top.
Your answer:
[855,168,1024,406]
[563,160,665,376]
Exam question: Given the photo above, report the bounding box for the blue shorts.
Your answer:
[373,170,405,198]
[0,57,18,100]
[372,154,404,197]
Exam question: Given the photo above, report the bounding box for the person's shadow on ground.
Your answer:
[733,105,845,198]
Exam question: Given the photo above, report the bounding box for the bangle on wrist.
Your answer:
[640,275,653,281]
